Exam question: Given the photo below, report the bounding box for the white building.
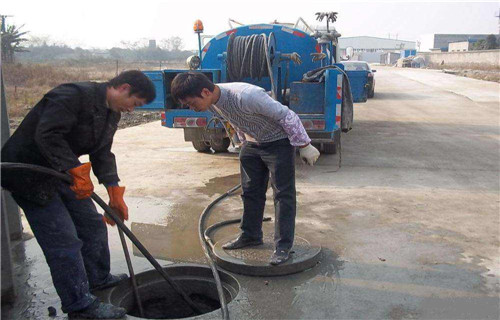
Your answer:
[338,36,416,63]
[418,34,495,52]
[448,41,471,52]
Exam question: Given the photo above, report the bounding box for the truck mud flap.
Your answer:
[341,74,354,132]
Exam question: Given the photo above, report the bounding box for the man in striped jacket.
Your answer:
[171,72,320,265]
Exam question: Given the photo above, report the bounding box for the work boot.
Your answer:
[222,234,263,250]
[270,249,290,265]
[90,273,128,292]
[68,300,126,319]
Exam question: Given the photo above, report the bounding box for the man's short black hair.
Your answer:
[108,70,156,104]
[171,72,215,101]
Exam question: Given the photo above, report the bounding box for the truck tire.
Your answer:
[210,137,230,153]
[192,140,211,152]
[368,87,375,98]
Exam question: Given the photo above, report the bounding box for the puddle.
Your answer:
[196,174,241,197]
[129,198,209,262]
[131,222,205,263]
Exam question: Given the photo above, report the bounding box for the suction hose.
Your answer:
[198,184,241,320]
[0,162,203,316]
[198,183,273,320]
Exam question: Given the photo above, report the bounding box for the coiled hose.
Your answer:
[226,33,271,82]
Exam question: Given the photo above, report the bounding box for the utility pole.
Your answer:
[0,15,13,33]
[496,9,500,35]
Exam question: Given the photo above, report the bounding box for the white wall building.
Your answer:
[338,36,416,63]
[448,41,471,52]
[418,34,496,52]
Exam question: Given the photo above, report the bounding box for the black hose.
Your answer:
[198,183,241,320]
[198,184,274,320]
[0,162,203,316]
[204,216,272,250]
[227,33,269,82]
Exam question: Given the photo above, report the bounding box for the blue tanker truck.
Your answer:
[141,13,367,154]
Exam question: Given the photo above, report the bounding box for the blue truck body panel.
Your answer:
[345,70,369,103]
[289,82,325,114]
[142,71,165,109]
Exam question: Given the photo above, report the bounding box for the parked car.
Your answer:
[341,61,376,98]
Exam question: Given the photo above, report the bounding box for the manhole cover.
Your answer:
[213,234,321,276]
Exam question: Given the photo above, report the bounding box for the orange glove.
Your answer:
[104,186,129,226]
[68,163,94,199]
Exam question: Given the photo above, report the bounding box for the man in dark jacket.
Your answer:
[1,70,155,319]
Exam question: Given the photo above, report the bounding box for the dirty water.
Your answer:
[127,290,220,319]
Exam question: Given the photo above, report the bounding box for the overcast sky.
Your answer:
[2,1,499,50]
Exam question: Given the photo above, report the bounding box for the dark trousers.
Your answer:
[239,138,296,251]
[13,183,111,313]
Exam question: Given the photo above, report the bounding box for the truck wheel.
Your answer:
[192,140,211,152]
[368,87,375,98]
[210,137,230,153]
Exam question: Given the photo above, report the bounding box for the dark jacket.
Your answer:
[1,82,121,205]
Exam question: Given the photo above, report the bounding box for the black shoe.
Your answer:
[68,300,126,319]
[270,249,290,265]
[90,273,128,291]
[222,235,263,250]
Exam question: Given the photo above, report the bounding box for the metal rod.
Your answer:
[197,32,203,69]
[117,228,144,317]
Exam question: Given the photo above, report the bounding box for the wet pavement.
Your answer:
[2,66,499,319]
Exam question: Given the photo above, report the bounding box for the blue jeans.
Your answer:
[13,183,111,313]
[239,138,296,251]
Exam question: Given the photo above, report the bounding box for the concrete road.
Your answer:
[3,66,499,319]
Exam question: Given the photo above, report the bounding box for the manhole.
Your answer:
[99,264,239,319]
[212,234,321,276]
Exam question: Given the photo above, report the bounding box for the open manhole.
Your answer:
[100,264,239,319]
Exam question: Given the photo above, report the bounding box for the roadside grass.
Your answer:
[3,63,108,119]
[3,61,184,121]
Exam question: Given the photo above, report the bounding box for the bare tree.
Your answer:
[159,36,184,51]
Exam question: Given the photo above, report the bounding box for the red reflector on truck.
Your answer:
[173,117,207,128]
[301,119,325,130]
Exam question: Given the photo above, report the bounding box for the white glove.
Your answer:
[299,144,320,166]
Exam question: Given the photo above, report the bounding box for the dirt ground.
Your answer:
[425,63,500,83]
[2,66,499,319]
